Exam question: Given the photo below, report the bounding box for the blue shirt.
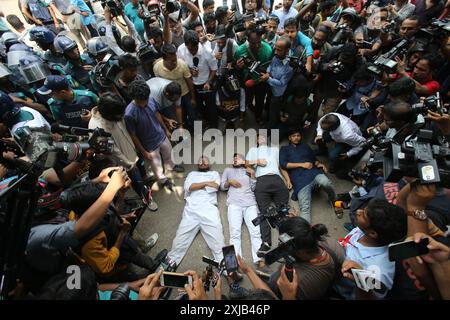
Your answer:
[291,31,314,57]
[279,142,322,200]
[273,7,298,32]
[125,99,166,152]
[267,57,294,97]
[70,0,94,25]
[124,2,145,40]
[0,18,10,32]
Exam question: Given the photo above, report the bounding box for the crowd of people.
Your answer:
[0,0,449,301]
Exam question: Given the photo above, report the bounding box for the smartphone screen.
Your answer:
[388,238,429,261]
[222,245,238,272]
[160,272,192,288]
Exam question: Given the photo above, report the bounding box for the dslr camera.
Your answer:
[412,92,448,116]
[252,204,290,229]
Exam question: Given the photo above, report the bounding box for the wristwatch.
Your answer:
[408,209,428,221]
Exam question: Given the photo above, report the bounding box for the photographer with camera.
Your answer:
[38,75,98,128]
[88,92,157,211]
[395,53,441,97]
[63,181,168,283]
[177,30,218,129]
[283,18,314,74]
[315,112,366,175]
[234,27,272,125]
[25,167,129,284]
[315,43,363,115]
[263,15,280,48]
[266,217,342,300]
[280,128,336,223]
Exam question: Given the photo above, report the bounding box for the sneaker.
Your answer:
[172,165,185,173]
[143,233,159,253]
[344,222,355,232]
[161,179,174,192]
[142,186,158,212]
[257,243,271,258]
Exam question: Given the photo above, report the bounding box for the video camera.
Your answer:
[139,0,160,23]
[262,233,296,267]
[368,39,409,77]
[287,49,307,72]
[411,92,448,116]
[331,24,353,46]
[381,20,396,34]
[13,125,114,170]
[360,126,391,149]
[252,204,290,229]
[416,18,450,47]
[368,129,450,188]
[92,53,121,87]
[100,0,124,17]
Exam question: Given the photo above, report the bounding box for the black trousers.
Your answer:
[268,95,283,130]
[254,175,289,246]
[245,82,269,121]
[194,84,217,128]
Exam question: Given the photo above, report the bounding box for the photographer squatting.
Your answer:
[0,0,450,302]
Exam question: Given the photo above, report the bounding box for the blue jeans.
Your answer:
[297,174,335,222]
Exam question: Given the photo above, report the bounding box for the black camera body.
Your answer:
[375,130,450,187]
[139,0,159,23]
[263,233,296,265]
[329,61,345,74]
[331,24,352,45]
[368,39,409,77]
[252,204,290,229]
[412,92,448,116]
[14,126,114,170]
[93,54,121,87]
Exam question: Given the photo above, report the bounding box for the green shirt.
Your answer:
[234,41,273,81]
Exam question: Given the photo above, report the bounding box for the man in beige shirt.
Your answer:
[153,43,197,131]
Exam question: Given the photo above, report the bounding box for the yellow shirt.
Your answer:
[153,58,191,96]
[81,231,125,276]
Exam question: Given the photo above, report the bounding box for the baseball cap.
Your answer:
[37,75,70,95]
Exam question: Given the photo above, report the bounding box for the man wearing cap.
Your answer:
[40,75,99,128]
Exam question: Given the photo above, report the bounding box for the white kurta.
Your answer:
[168,170,225,265]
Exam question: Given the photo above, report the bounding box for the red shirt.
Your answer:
[406,71,440,96]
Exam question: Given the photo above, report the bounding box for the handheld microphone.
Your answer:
[193,57,199,68]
